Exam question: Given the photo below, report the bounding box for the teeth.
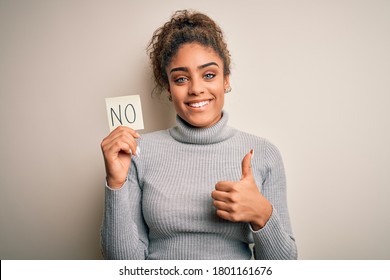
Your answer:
[188,101,209,108]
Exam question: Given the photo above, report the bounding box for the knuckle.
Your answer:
[229,193,239,203]
[231,183,241,192]
[114,141,124,149]
[118,133,130,141]
[230,214,239,222]
[230,204,239,213]
[116,125,127,132]
[216,209,224,217]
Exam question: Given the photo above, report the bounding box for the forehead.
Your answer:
[168,43,223,69]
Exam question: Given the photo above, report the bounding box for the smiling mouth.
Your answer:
[186,100,210,108]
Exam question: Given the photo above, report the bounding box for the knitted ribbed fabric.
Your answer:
[101,112,297,259]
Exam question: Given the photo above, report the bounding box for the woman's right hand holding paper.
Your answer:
[101,126,140,189]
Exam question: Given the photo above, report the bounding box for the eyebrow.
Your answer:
[169,62,219,73]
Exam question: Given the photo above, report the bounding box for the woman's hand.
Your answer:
[211,150,272,231]
[101,126,140,189]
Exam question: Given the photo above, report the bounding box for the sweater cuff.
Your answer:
[249,205,277,234]
[104,180,130,211]
[105,177,128,191]
[249,207,279,234]
[249,208,297,259]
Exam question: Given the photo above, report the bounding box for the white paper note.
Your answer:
[105,95,144,131]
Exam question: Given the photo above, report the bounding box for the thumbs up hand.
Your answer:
[212,150,272,231]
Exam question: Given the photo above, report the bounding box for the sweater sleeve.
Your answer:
[251,141,298,260]
[100,160,149,259]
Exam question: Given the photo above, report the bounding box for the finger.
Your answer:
[213,200,231,211]
[211,190,231,202]
[241,149,254,180]
[103,131,137,155]
[103,127,140,147]
[103,134,130,154]
[128,141,139,157]
[101,127,139,150]
[115,129,140,156]
[102,128,136,148]
[216,209,230,220]
[215,209,239,222]
[104,139,132,158]
[215,181,235,192]
[112,125,141,139]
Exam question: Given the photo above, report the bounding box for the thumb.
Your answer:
[241,149,254,180]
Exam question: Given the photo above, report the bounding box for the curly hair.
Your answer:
[147,10,231,95]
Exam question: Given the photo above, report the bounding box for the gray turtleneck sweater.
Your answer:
[101,112,297,259]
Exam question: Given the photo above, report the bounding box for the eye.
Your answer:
[174,77,188,84]
[204,73,216,80]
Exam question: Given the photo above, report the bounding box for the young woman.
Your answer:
[100,10,297,260]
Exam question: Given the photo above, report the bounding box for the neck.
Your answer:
[169,111,236,144]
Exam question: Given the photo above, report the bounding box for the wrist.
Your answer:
[106,176,126,189]
[250,201,273,231]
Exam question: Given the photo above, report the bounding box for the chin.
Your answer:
[187,113,221,128]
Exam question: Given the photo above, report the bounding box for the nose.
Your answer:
[188,77,205,95]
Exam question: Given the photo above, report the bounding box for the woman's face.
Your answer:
[166,43,230,128]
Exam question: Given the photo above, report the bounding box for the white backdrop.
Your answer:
[1,0,389,259]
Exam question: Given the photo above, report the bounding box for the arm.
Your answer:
[251,142,297,260]
[100,126,148,259]
[100,162,149,259]
[212,143,297,259]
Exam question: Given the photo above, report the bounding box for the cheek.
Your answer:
[209,83,226,98]
[171,86,187,100]
[170,88,188,108]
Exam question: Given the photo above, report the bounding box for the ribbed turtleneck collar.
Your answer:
[169,111,236,144]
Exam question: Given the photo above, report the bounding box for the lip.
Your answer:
[185,99,213,110]
[186,99,212,106]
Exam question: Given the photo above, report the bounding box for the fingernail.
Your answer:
[135,146,141,157]
[250,149,254,157]
[135,132,141,138]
